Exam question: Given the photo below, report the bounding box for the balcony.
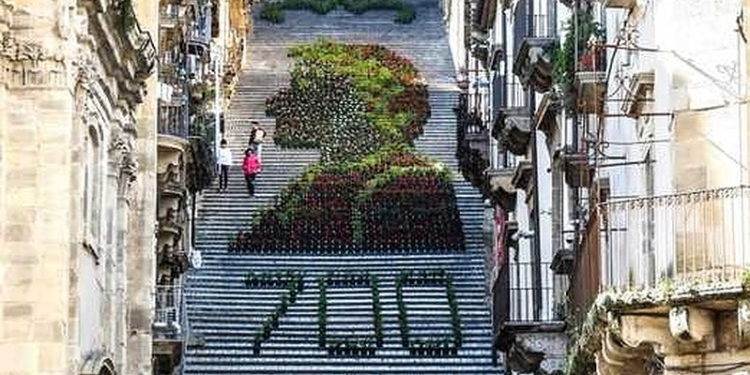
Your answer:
[464,118,490,159]
[155,285,184,334]
[511,160,533,191]
[153,284,185,375]
[534,92,560,153]
[158,98,189,138]
[493,261,565,373]
[187,27,211,50]
[160,9,181,29]
[554,146,593,188]
[513,37,556,93]
[494,106,532,156]
[456,109,490,189]
[83,0,155,104]
[511,1,556,93]
[487,167,517,212]
[574,45,607,115]
[599,0,636,8]
[600,186,750,301]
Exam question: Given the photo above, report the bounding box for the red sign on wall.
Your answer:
[493,208,507,271]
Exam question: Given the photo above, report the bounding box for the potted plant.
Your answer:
[552,11,605,111]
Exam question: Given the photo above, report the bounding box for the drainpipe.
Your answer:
[570,0,582,301]
[528,0,543,322]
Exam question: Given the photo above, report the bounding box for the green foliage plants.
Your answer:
[232,42,466,254]
[395,269,462,355]
[371,274,384,347]
[317,277,328,348]
[319,271,383,355]
[260,2,286,23]
[551,11,605,110]
[246,271,304,354]
[259,0,416,24]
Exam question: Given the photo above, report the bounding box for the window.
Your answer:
[84,125,103,247]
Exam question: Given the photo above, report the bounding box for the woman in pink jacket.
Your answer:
[242,148,263,197]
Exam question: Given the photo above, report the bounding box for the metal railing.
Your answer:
[187,26,211,46]
[600,186,750,292]
[160,10,180,27]
[512,0,554,57]
[506,80,527,108]
[159,100,189,138]
[125,12,157,76]
[506,261,559,322]
[155,285,184,334]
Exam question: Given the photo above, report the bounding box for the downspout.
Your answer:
[528,0,543,322]
[571,0,581,282]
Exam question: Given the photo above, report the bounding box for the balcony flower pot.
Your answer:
[551,249,575,275]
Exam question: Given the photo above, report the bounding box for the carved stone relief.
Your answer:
[74,47,100,92]
[0,34,67,87]
[108,127,138,196]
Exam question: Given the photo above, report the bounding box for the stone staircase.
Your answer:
[184,2,498,374]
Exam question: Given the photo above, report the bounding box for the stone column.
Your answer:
[0,12,74,375]
[745,0,750,185]
[110,133,136,373]
[126,1,159,374]
[105,153,119,366]
[117,154,136,374]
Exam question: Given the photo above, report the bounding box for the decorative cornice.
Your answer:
[621,71,654,118]
[74,47,102,92]
[80,0,156,107]
[512,37,556,93]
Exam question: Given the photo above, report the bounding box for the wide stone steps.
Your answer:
[184,0,496,373]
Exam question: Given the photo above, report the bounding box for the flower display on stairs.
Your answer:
[244,271,305,354]
[395,269,463,356]
[266,40,430,163]
[316,270,384,357]
[229,41,465,253]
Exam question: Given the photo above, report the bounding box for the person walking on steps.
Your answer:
[217,139,232,192]
[248,121,267,161]
[242,147,263,197]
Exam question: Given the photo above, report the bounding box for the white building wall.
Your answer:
[445,0,467,73]
[598,0,747,289]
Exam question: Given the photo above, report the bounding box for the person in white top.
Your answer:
[217,139,233,192]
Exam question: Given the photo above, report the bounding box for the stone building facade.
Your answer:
[451,0,750,373]
[0,0,157,374]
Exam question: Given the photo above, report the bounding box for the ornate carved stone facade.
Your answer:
[0,1,157,374]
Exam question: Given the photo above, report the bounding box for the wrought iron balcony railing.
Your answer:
[494,261,561,326]
[160,10,181,28]
[600,185,750,294]
[187,27,211,48]
[158,99,189,138]
[155,284,184,335]
[512,0,554,57]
